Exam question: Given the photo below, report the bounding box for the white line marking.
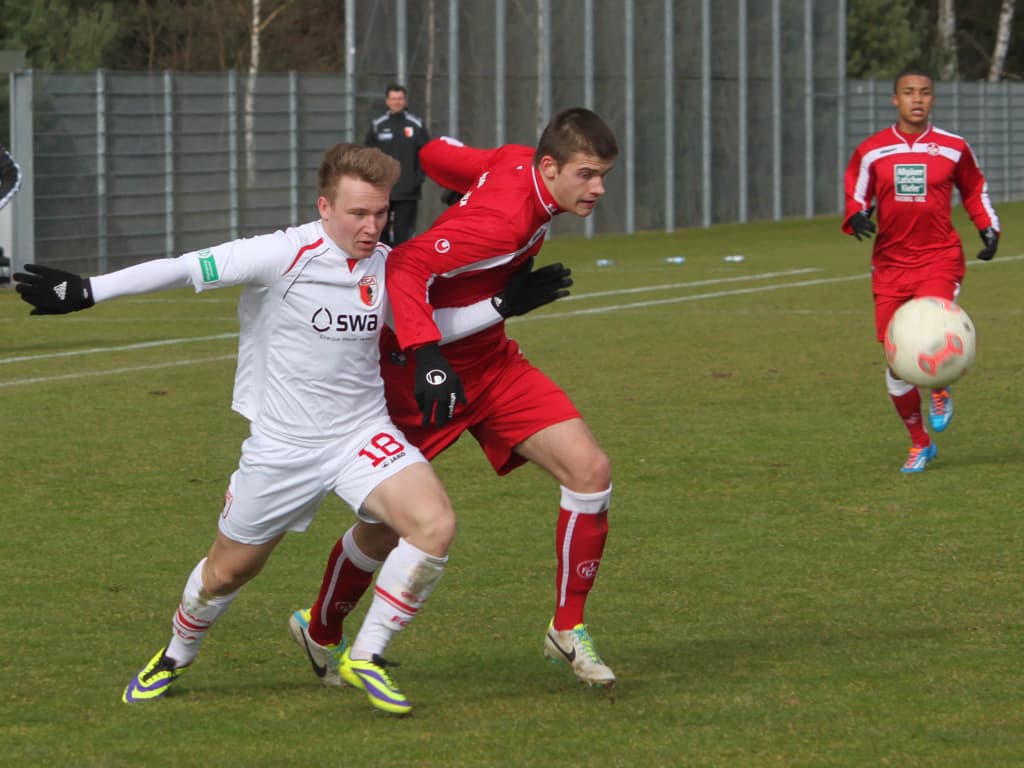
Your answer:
[0,332,238,365]
[565,267,823,300]
[518,274,867,320]
[3,255,1020,388]
[0,355,236,389]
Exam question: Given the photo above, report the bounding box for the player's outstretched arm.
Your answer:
[15,258,192,316]
[14,264,95,315]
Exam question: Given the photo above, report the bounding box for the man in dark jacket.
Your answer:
[364,84,431,246]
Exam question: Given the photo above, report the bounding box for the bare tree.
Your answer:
[245,0,296,186]
[938,0,958,79]
[245,0,261,187]
[988,0,1016,81]
[425,0,436,128]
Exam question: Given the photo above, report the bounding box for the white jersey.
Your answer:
[181,220,389,444]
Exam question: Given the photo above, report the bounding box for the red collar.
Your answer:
[530,166,562,217]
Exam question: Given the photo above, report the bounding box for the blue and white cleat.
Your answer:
[288,608,348,687]
[543,621,616,688]
[929,387,953,432]
[901,442,937,474]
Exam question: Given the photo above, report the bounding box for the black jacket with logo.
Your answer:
[364,109,431,201]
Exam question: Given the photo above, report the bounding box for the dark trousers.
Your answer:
[383,199,420,246]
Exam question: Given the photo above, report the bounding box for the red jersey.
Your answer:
[384,138,560,365]
[842,124,999,271]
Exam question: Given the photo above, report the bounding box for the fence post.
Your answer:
[10,68,33,273]
[96,70,108,273]
[163,71,175,259]
[289,70,298,225]
[624,0,635,234]
[664,0,675,232]
[228,70,239,239]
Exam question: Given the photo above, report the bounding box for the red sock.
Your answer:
[553,508,609,631]
[307,535,375,647]
[890,388,930,447]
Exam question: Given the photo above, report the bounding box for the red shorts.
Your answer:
[381,333,580,475]
[871,260,963,342]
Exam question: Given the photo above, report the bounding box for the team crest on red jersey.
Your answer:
[359,275,377,306]
[404,126,414,138]
[927,142,940,156]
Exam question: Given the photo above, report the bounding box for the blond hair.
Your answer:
[317,143,400,201]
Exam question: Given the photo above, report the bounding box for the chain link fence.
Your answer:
[4,1,1021,277]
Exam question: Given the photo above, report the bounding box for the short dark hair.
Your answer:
[893,66,933,92]
[385,83,407,97]
[533,107,619,167]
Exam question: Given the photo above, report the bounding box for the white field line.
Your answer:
[3,256,1020,388]
[0,332,239,365]
[0,355,237,389]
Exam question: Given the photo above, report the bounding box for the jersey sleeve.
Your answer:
[842,145,875,234]
[955,143,1000,233]
[88,257,192,303]
[419,137,501,194]
[181,230,298,293]
[433,298,503,345]
[385,210,523,350]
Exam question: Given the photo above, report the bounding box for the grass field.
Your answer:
[1,205,1022,767]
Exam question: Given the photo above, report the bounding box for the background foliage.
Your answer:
[0,0,1019,79]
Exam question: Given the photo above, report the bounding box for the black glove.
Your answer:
[491,258,573,318]
[977,227,999,261]
[848,208,876,241]
[440,188,463,207]
[414,343,467,428]
[13,263,95,315]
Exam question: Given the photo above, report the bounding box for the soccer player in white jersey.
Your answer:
[842,66,1000,473]
[14,143,570,715]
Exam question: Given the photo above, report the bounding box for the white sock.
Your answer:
[165,558,240,667]
[350,538,446,661]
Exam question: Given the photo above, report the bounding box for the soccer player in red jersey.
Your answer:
[842,67,1000,473]
[289,108,620,702]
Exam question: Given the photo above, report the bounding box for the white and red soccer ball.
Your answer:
[884,297,976,388]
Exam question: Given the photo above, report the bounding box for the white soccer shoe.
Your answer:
[288,608,347,687]
[543,620,616,688]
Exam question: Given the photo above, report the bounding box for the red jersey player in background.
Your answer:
[288,107,620,710]
[842,66,1000,473]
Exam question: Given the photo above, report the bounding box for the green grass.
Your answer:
[1,205,1023,767]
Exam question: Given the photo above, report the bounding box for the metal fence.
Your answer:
[3,1,1021,277]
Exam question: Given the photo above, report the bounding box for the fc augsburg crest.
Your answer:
[359,275,377,306]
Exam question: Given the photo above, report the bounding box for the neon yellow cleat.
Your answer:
[340,647,412,715]
[122,647,188,703]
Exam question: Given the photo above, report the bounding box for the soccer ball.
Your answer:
[884,297,976,388]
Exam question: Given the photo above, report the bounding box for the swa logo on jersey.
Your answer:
[310,307,379,333]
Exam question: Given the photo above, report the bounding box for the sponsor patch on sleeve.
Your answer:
[198,249,220,283]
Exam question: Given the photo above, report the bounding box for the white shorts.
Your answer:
[218,420,427,545]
